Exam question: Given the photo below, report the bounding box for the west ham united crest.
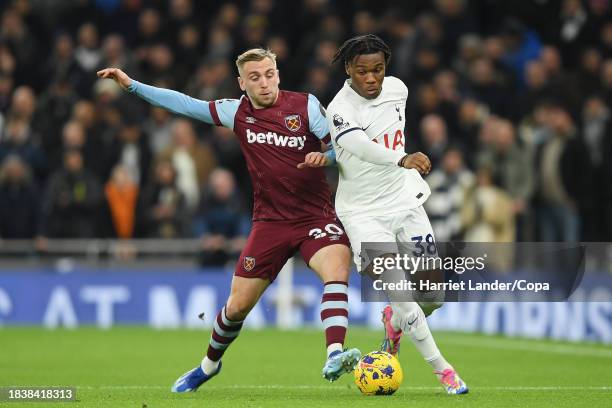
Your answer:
[284,114,301,132]
[243,256,256,271]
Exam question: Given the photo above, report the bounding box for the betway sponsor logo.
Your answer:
[246,129,306,150]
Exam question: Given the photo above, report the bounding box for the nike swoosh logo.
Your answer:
[407,317,418,326]
[362,123,373,131]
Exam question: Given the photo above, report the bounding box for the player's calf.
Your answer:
[309,244,361,381]
[320,280,350,356]
[171,305,245,393]
[320,281,362,380]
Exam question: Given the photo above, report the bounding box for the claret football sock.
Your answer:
[321,281,349,356]
[204,305,244,370]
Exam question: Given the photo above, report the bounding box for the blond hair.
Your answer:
[235,48,277,74]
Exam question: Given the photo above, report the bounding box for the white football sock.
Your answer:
[201,356,220,375]
[391,301,453,376]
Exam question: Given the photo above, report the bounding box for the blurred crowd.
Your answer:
[0,0,611,266]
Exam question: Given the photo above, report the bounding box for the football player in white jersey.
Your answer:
[299,34,468,395]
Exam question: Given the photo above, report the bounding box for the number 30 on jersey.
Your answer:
[309,224,345,240]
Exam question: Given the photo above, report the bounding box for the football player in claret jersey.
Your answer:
[320,34,468,395]
[97,49,360,392]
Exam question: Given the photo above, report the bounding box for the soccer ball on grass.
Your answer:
[353,350,403,395]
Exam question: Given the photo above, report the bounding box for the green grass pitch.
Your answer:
[1,327,611,407]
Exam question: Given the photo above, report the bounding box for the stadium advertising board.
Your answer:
[0,269,610,343]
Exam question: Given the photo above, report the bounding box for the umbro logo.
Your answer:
[246,116,256,124]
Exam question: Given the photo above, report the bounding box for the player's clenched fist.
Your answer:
[400,152,431,175]
[297,152,328,169]
[96,68,132,90]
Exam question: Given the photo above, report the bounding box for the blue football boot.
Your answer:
[171,361,222,392]
[322,348,361,382]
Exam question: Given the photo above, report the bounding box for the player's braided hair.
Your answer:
[331,34,392,66]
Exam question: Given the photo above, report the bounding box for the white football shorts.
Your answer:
[340,205,437,272]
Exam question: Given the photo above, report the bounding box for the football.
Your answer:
[353,351,403,395]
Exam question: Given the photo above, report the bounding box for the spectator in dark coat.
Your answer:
[419,114,450,170]
[41,149,102,238]
[195,168,250,267]
[535,102,592,241]
[0,116,46,184]
[107,118,152,188]
[581,95,612,240]
[0,155,41,238]
[137,159,189,238]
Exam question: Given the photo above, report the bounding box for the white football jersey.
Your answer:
[327,76,431,218]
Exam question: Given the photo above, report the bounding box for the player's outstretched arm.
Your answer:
[327,105,411,168]
[331,124,431,174]
[96,67,225,125]
[335,128,405,166]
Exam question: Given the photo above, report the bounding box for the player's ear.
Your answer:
[237,76,246,92]
[276,69,280,85]
[345,62,351,77]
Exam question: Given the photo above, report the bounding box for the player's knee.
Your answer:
[316,246,351,282]
[390,301,418,318]
[316,253,350,282]
[413,289,445,311]
[324,264,350,282]
[412,277,445,317]
[225,298,254,321]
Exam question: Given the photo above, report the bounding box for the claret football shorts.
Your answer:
[235,218,350,281]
